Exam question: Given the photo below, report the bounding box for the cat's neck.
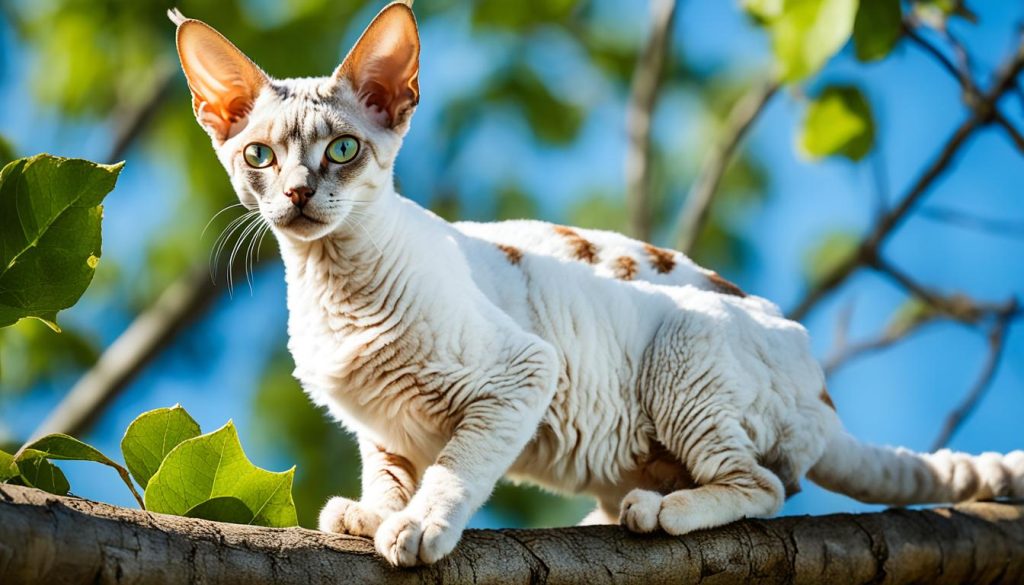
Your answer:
[275,189,446,325]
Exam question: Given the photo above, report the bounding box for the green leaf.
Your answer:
[121,405,201,490]
[0,137,15,167]
[768,0,859,83]
[21,433,144,507]
[15,449,70,495]
[742,0,783,23]
[471,0,578,30]
[0,448,17,482]
[145,422,297,527]
[853,0,902,61]
[798,85,875,161]
[0,154,123,329]
[886,298,936,337]
[804,230,859,285]
[913,0,977,28]
[185,496,255,524]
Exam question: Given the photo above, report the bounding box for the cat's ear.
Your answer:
[334,2,420,130]
[169,9,268,142]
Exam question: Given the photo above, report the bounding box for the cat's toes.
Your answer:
[375,510,461,567]
[619,489,662,533]
[318,496,383,538]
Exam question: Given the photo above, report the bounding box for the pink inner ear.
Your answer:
[337,4,420,129]
[353,52,419,127]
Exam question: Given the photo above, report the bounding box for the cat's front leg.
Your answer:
[374,343,558,567]
[319,436,417,538]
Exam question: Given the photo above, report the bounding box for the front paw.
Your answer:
[374,509,463,567]
[319,496,384,538]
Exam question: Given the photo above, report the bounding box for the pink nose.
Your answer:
[285,185,313,208]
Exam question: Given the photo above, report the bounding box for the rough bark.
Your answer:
[3,485,1024,584]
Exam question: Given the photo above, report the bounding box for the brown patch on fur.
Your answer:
[553,225,598,264]
[496,243,523,266]
[626,440,696,494]
[643,244,676,274]
[612,256,638,280]
[819,387,836,411]
[759,447,802,499]
[708,271,746,297]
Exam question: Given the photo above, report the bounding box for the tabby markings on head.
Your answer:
[496,243,523,266]
[707,271,746,298]
[643,244,676,274]
[613,256,638,281]
[552,226,598,264]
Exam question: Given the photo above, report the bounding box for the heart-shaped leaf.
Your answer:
[0,154,123,330]
[145,422,297,527]
[14,449,70,495]
[766,0,859,83]
[21,433,143,507]
[798,85,875,161]
[185,496,255,524]
[0,448,17,482]
[853,0,902,62]
[121,405,201,490]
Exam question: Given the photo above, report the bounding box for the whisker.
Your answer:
[244,219,270,294]
[227,215,265,296]
[201,203,245,241]
[211,211,260,284]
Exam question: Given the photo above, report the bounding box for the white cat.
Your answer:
[170,2,1024,567]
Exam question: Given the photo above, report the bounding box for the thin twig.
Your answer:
[674,77,779,253]
[993,112,1024,153]
[931,302,1018,450]
[787,32,1024,321]
[625,0,677,241]
[824,315,936,376]
[918,205,1024,239]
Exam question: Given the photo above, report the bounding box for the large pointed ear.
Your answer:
[335,2,420,130]
[169,9,268,142]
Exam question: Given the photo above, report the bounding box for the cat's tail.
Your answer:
[808,431,1024,505]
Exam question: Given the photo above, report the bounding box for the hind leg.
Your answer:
[622,413,784,535]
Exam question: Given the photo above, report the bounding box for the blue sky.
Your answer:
[2,1,1023,526]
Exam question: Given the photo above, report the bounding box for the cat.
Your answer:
[169,2,1024,568]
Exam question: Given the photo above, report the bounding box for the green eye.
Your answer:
[243,143,275,168]
[326,136,359,164]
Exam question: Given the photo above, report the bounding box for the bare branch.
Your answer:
[993,111,1024,153]
[105,60,177,164]
[4,484,1024,584]
[824,314,937,377]
[932,302,1018,450]
[787,32,1024,322]
[918,205,1024,239]
[674,78,779,253]
[625,0,677,241]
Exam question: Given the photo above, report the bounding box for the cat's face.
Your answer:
[171,3,419,241]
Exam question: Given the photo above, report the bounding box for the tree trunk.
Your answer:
[2,485,1023,584]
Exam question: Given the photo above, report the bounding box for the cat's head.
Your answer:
[170,2,419,241]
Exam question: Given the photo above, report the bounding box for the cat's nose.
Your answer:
[285,185,313,208]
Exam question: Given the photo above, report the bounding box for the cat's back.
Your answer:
[455,219,715,286]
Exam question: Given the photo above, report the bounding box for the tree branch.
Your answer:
[787,31,1024,322]
[3,485,1024,584]
[931,303,1018,450]
[625,0,677,241]
[674,78,779,253]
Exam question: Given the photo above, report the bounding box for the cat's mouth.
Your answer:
[278,209,327,227]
